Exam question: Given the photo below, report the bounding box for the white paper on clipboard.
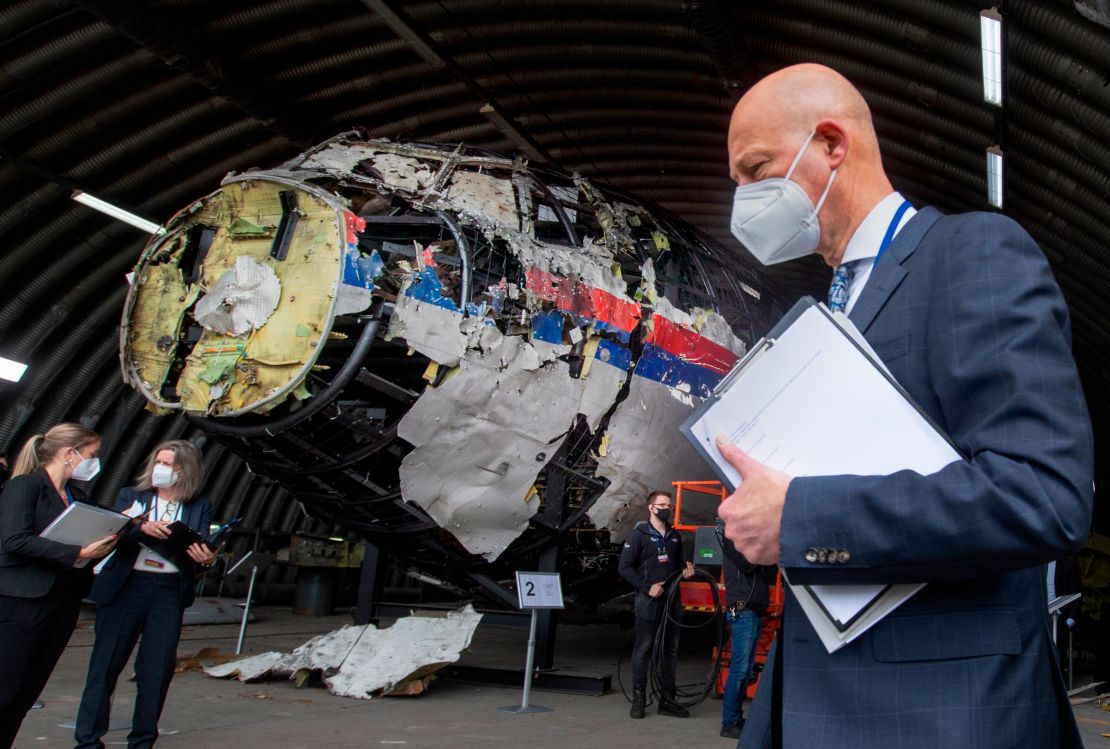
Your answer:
[682,298,961,651]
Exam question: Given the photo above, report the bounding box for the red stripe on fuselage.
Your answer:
[524,267,640,332]
[645,314,738,376]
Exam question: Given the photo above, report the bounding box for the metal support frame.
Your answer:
[534,539,562,671]
[354,541,385,625]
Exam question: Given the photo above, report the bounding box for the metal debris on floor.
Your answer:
[204,606,483,699]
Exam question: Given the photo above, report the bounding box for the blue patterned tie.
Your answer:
[828,261,855,313]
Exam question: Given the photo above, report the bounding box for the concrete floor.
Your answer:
[15,605,1110,748]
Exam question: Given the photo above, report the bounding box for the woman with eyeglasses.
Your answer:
[0,423,118,749]
[74,440,216,749]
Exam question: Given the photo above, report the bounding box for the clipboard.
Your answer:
[682,296,963,479]
[139,516,241,568]
[40,503,131,568]
[680,296,964,651]
[140,522,211,568]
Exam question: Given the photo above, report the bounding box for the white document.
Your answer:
[683,300,962,652]
[40,503,130,569]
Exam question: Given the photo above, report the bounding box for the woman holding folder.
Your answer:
[75,439,216,749]
[0,423,118,749]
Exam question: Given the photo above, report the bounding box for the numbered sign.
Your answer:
[515,571,565,610]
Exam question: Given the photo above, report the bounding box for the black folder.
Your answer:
[139,521,210,568]
[139,517,240,568]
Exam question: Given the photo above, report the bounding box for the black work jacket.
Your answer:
[719,527,776,614]
[619,520,684,594]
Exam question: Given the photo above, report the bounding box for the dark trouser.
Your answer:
[75,572,184,749]
[0,575,84,749]
[630,593,681,695]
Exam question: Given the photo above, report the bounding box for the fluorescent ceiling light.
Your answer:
[986,146,1004,209]
[71,190,166,235]
[0,356,28,383]
[980,8,1003,106]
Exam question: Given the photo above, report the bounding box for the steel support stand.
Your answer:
[498,609,552,714]
[236,564,259,655]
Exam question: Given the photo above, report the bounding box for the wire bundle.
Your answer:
[618,566,727,711]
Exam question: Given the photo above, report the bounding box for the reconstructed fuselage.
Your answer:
[120,134,786,604]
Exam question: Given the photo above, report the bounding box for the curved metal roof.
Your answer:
[2,0,1109,543]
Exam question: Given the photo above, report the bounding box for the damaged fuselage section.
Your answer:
[120,134,786,603]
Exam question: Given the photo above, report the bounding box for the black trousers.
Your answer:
[75,571,184,749]
[0,575,85,749]
[630,593,681,695]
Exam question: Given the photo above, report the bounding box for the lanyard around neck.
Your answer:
[152,495,181,523]
[872,199,913,270]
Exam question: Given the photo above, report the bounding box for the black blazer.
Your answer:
[0,469,92,599]
[90,486,214,610]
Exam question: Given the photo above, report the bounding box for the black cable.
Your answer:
[647,567,726,710]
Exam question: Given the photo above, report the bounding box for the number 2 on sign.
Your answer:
[525,581,535,596]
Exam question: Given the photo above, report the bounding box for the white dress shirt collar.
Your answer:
[839,192,916,315]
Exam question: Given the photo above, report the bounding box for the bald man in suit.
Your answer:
[717,64,1093,749]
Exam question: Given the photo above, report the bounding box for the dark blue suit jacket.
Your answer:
[90,486,214,610]
[741,209,1093,749]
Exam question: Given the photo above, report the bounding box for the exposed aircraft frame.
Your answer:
[119,133,786,606]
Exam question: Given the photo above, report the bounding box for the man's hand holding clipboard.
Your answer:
[714,435,792,565]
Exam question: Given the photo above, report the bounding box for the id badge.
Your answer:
[657,554,669,563]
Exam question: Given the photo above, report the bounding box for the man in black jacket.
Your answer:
[619,490,694,719]
[718,520,776,739]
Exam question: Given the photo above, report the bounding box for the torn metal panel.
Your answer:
[194,256,281,336]
[335,212,377,316]
[398,334,626,560]
[385,290,470,367]
[368,152,437,192]
[296,145,432,192]
[121,251,201,396]
[205,606,483,699]
[592,374,722,539]
[441,170,519,229]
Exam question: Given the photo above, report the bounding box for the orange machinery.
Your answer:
[671,480,784,699]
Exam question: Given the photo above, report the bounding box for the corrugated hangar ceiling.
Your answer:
[2,0,1109,545]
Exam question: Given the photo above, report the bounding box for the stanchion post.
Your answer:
[226,550,274,656]
[519,609,539,710]
[500,571,562,715]
[236,563,259,655]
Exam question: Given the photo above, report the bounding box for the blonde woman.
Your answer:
[0,423,118,749]
[74,439,215,749]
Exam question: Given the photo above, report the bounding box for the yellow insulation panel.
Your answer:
[129,180,343,415]
[126,235,201,396]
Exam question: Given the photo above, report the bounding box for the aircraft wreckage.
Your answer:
[120,133,786,605]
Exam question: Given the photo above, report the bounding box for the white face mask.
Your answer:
[151,463,179,488]
[68,449,101,482]
[729,128,838,265]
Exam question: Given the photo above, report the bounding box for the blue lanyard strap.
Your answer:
[872,199,913,269]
